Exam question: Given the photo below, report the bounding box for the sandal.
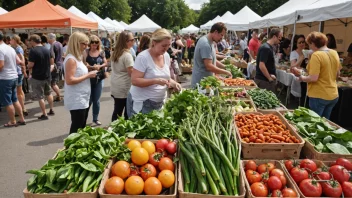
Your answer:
[4,122,18,127]
[17,121,26,126]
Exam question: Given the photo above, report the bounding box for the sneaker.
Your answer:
[48,109,55,115]
[38,115,49,120]
[93,120,102,125]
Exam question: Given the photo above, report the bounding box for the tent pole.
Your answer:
[290,11,297,53]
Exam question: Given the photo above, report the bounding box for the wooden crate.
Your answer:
[280,159,331,198]
[234,111,305,159]
[178,162,246,198]
[219,87,252,101]
[241,160,300,198]
[99,139,177,198]
[181,66,192,74]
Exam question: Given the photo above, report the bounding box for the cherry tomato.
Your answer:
[149,152,162,167]
[284,159,296,172]
[245,170,262,184]
[342,181,352,197]
[156,139,169,152]
[335,158,352,171]
[279,175,287,187]
[313,171,331,180]
[300,159,317,173]
[130,163,139,176]
[282,188,298,197]
[250,182,268,197]
[165,141,177,155]
[257,163,275,174]
[290,167,309,184]
[299,179,322,197]
[267,176,282,191]
[271,189,282,197]
[245,160,257,171]
[322,180,342,197]
[329,165,350,185]
[261,172,269,184]
[270,169,284,177]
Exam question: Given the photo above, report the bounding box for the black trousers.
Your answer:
[112,96,128,122]
[69,107,89,134]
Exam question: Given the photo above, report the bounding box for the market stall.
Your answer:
[104,17,125,32]
[226,6,261,31]
[87,12,120,33]
[126,14,161,33]
[180,24,199,34]
[118,20,129,29]
[68,6,105,32]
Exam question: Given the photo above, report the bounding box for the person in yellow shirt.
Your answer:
[292,32,340,119]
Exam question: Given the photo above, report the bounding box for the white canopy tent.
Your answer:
[180,24,199,34]
[119,21,129,28]
[126,14,161,32]
[226,6,261,31]
[104,17,124,32]
[87,12,118,33]
[68,6,106,32]
[221,11,234,23]
[200,20,212,30]
[0,7,7,15]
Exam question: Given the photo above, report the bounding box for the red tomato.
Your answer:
[250,182,268,197]
[270,169,284,177]
[329,165,350,184]
[156,139,169,152]
[140,164,157,181]
[279,175,287,188]
[266,162,276,172]
[149,152,162,167]
[271,189,282,197]
[335,158,352,171]
[245,160,257,171]
[284,160,296,172]
[322,180,342,197]
[342,181,352,197]
[267,176,282,191]
[165,141,177,155]
[300,159,317,173]
[245,170,262,184]
[282,188,298,197]
[299,179,322,197]
[290,167,309,184]
[257,163,275,174]
[261,172,269,184]
[130,163,139,176]
[313,171,331,180]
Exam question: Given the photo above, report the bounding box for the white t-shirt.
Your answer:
[290,50,308,61]
[130,50,171,103]
[111,51,134,98]
[0,43,18,80]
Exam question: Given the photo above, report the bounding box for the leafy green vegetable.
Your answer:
[285,107,352,154]
[110,110,176,139]
[247,88,280,109]
[199,76,221,89]
[225,64,244,78]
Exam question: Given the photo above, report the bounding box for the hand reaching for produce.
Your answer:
[170,81,182,92]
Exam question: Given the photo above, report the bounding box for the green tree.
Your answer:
[99,0,131,22]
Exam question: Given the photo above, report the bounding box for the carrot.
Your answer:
[271,135,285,141]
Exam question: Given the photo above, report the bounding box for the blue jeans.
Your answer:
[87,80,103,122]
[126,92,163,118]
[0,78,18,106]
[309,97,338,119]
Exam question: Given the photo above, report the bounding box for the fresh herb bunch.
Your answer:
[225,64,244,78]
[247,88,280,109]
[199,76,221,89]
[110,110,177,139]
[26,127,129,194]
[285,107,352,154]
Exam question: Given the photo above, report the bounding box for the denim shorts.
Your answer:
[17,74,24,86]
[0,78,18,106]
[126,92,164,118]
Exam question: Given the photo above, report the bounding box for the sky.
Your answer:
[185,0,210,10]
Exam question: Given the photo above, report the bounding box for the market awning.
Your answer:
[0,0,97,29]
[226,6,261,31]
[126,14,161,32]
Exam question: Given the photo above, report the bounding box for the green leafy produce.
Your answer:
[199,76,221,89]
[26,127,130,194]
[223,59,231,65]
[110,110,176,139]
[285,107,352,154]
[232,101,255,113]
[220,88,248,100]
[225,64,244,78]
[247,88,280,109]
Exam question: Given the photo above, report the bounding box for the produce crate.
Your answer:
[234,112,305,159]
[257,103,287,112]
[98,139,178,198]
[221,81,258,90]
[219,87,251,101]
[280,159,329,198]
[229,100,257,114]
[181,66,192,74]
[23,148,113,198]
[279,110,352,161]
[241,160,300,198]
[178,162,246,198]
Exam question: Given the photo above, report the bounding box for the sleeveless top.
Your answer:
[63,54,91,111]
[85,49,105,85]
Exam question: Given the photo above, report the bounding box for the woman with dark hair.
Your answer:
[326,33,337,50]
[137,33,151,55]
[290,34,307,68]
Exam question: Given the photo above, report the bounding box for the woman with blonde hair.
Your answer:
[292,32,340,119]
[110,31,135,121]
[83,35,108,125]
[63,32,98,134]
[10,34,28,116]
[126,29,182,118]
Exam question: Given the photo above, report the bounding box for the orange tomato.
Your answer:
[144,177,162,195]
[158,157,175,172]
[104,176,124,194]
[158,170,175,188]
[131,147,149,165]
[125,176,144,195]
[140,163,157,181]
[141,141,155,155]
[111,161,130,179]
[128,140,141,151]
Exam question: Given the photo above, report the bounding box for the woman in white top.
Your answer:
[127,29,182,118]
[63,32,98,134]
[290,35,307,69]
[110,31,135,121]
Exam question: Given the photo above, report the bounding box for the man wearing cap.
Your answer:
[48,33,63,101]
[0,32,26,127]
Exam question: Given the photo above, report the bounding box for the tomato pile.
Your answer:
[244,160,298,197]
[235,114,300,144]
[104,139,177,195]
[284,158,352,197]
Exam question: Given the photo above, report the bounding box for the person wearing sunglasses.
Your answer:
[83,35,108,126]
[110,31,135,121]
[63,32,98,134]
[290,35,307,69]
